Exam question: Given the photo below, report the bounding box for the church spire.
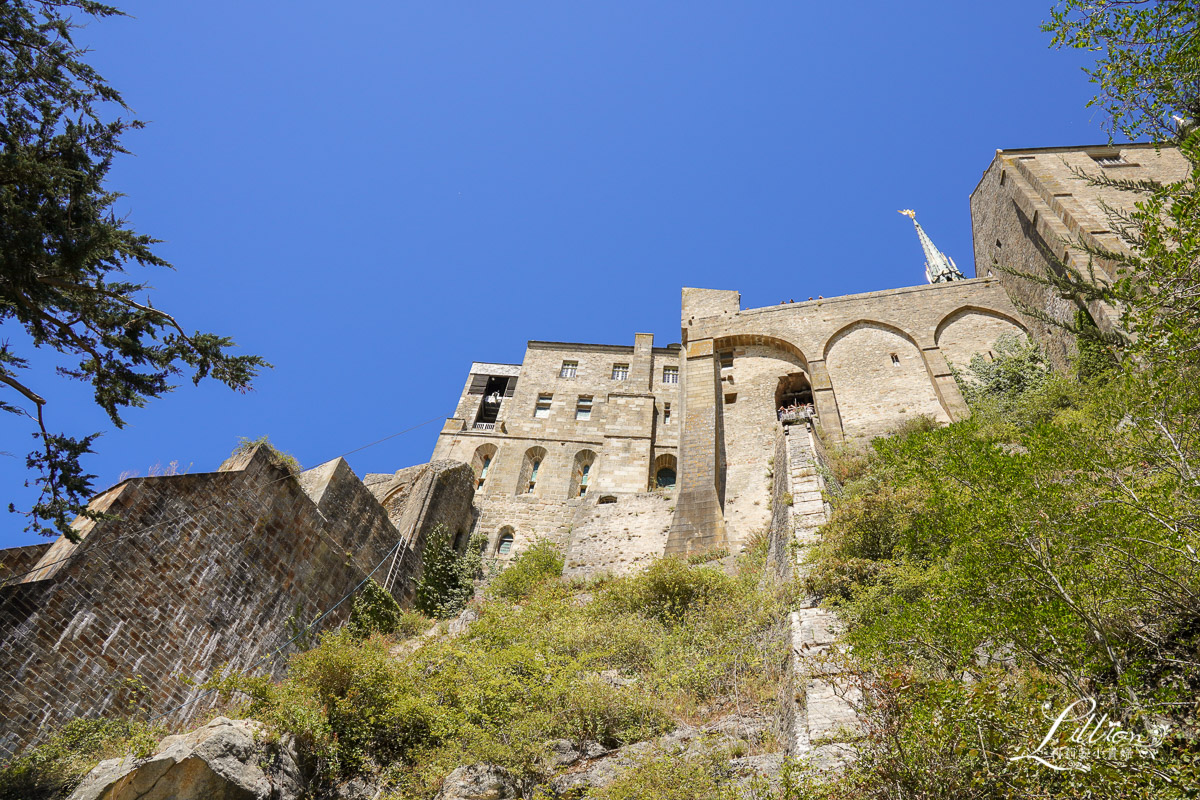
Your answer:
[898,209,965,284]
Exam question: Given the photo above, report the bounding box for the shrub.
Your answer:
[349,578,429,639]
[489,540,564,600]
[604,557,734,624]
[415,528,486,618]
[0,718,160,800]
[231,435,301,475]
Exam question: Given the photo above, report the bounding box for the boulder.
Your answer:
[434,764,521,800]
[67,717,302,800]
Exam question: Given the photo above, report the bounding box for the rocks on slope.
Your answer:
[67,717,302,800]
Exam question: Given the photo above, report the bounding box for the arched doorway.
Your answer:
[653,453,677,489]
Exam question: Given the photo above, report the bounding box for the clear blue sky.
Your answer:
[1,1,1100,548]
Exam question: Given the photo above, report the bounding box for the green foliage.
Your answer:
[0,717,160,800]
[232,436,301,475]
[349,578,429,639]
[956,333,1049,406]
[602,557,734,625]
[588,747,741,800]
[1045,0,1199,141]
[414,527,486,618]
[0,2,268,539]
[489,539,564,600]
[209,551,797,797]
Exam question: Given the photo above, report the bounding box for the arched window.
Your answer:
[496,527,515,556]
[569,449,598,498]
[517,446,548,495]
[653,453,677,490]
[472,444,498,490]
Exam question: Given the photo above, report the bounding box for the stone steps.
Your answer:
[780,425,859,771]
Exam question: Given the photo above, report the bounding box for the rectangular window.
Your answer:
[533,394,552,418]
[611,363,629,381]
[719,351,733,370]
[662,366,678,384]
[890,353,900,366]
[663,402,671,423]
[560,360,578,378]
[575,396,593,420]
[1091,152,1127,167]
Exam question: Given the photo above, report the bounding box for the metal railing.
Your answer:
[779,407,815,425]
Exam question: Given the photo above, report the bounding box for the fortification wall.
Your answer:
[563,492,674,579]
[0,447,473,757]
[970,143,1188,369]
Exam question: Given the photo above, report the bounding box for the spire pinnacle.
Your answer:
[898,209,965,284]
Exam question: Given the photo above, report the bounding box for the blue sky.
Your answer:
[1,1,1099,548]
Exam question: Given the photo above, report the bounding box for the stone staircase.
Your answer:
[781,425,860,771]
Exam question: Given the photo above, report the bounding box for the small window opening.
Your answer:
[453,530,465,551]
[995,239,1003,249]
[533,394,552,419]
[560,360,578,378]
[724,392,737,404]
[718,351,733,370]
[663,402,672,423]
[662,366,679,384]
[1091,152,1127,167]
[576,396,593,420]
[598,495,617,505]
[655,467,676,489]
[890,353,900,366]
[497,531,514,555]
[478,455,492,488]
[611,363,629,381]
[579,463,590,496]
[527,459,540,493]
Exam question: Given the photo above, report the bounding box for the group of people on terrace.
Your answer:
[777,402,815,421]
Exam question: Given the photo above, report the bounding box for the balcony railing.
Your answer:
[779,406,815,425]
[473,422,496,431]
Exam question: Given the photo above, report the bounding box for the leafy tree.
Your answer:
[1,2,267,538]
[1045,0,1200,141]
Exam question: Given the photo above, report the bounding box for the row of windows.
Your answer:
[533,394,593,420]
[473,445,675,497]
[531,395,672,423]
[558,360,679,384]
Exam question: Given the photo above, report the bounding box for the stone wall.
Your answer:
[0,544,51,583]
[970,143,1188,369]
[563,492,675,580]
[0,447,473,757]
[671,279,1026,554]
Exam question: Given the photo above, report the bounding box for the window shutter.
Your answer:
[468,374,489,394]
[504,377,518,397]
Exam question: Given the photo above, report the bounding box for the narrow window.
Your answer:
[1091,152,1127,167]
[478,455,491,488]
[560,360,578,378]
[527,459,540,493]
[611,363,629,381]
[890,353,900,365]
[719,351,733,370]
[995,239,1003,249]
[663,402,672,423]
[662,366,679,384]
[533,394,552,418]
[575,396,593,420]
[579,463,590,496]
[497,531,514,555]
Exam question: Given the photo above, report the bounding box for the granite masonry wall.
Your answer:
[970,143,1188,369]
[0,446,473,757]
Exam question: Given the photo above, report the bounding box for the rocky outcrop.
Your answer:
[67,717,302,800]
[434,764,522,799]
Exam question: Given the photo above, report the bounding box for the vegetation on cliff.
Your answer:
[202,540,797,798]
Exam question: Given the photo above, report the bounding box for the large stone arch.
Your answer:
[712,333,810,372]
[934,306,1029,371]
[824,320,949,438]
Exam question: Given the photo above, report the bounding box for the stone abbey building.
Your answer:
[0,142,1187,756]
